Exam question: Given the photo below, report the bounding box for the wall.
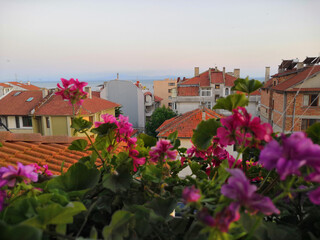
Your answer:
[51,117,68,136]
[153,79,176,108]
[177,102,200,114]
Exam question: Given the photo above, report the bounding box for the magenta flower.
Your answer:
[259,132,320,180]
[129,149,146,171]
[309,187,320,205]
[0,190,6,211]
[117,115,134,137]
[198,208,215,227]
[0,162,38,187]
[55,78,88,106]
[149,139,177,163]
[221,169,280,215]
[182,186,201,203]
[33,164,53,176]
[94,114,117,127]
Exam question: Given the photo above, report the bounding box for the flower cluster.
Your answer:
[182,185,201,203]
[55,78,88,106]
[217,107,272,148]
[149,139,177,163]
[33,164,53,176]
[221,169,279,215]
[94,114,145,171]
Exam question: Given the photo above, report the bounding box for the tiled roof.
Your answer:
[156,107,224,138]
[144,92,152,96]
[0,132,89,175]
[34,94,120,116]
[154,95,163,102]
[92,91,101,98]
[8,82,41,90]
[0,90,44,115]
[273,66,320,91]
[0,83,11,88]
[179,71,210,86]
[287,88,320,92]
[177,86,199,96]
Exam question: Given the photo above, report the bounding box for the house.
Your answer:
[171,67,240,115]
[100,80,146,132]
[0,90,44,133]
[0,131,89,175]
[0,83,13,97]
[153,78,177,108]
[260,57,320,132]
[32,87,120,136]
[5,81,41,91]
[0,88,121,136]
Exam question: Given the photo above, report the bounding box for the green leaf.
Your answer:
[192,118,221,150]
[71,117,92,133]
[103,169,132,193]
[306,122,320,145]
[168,131,178,143]
[68,139,88,151]
[46,163,100,192]
[231,77,263,94]
[0,142,2,147]
[189,161,201,175]
[138,133,157,147]
[213,93,249,112]
[0,220,42,240]
[102,210,135,240]
[145,197,177,220]
[143,165,162,183]
[91,122,117,136]
[90,226,98,239]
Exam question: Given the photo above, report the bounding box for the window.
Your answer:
[46,117,50,128]
[225,88,229,96]
[13,92,21,96]
[168,83,175,86]
[215,85,220,89]
[304,94,319,107]
[301,119,320,130]
[172,102,176,110]
[89,116,94,123]
[15,116,20,128]
[201,88,211,96]
[26,97,33,102]
[22,116,32,127]
[168,89,172,93]
[168,102,172,108]
[204,102,212,109]
[215,95,220,102]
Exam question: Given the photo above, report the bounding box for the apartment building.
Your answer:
[153,78,177,108]
[260,57,320,132]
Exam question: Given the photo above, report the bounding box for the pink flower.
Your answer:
[182,186,201,203]
[33,164,53,176]
[0,190,6,211]
[117,115,134,137]
[212,202,240,232]
[0,163,38,187]
[129,149,146,171]
[55,78,88,106]
[309,187,320,205]
[221,169,279,215]
[94,114,117,127]
[149,139,177,163]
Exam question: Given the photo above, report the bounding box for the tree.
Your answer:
[145,106,177,137]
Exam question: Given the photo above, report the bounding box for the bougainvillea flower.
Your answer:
[33,164,53,177]
[182,185,201,203]
[309,187,320,205]
[221,169,279,215]
[259,132,320,180]
[117,115,134,137]
[55,78,88,106]
[94,114,117,127]
[149,139,177,163]
[129,149,146,172]
[0,163,38,187]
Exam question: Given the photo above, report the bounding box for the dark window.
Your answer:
[15,116,20,128]
[168,83,175,86]
[168,89,172,93]
[310,94,319,107]
[301,119,320,130]
[22,116,32,127]
[89,116,94,123]
[215,85,220,89]
[46,117,50,128]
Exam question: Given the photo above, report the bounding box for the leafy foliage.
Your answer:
[192,119,221,150]
[306,122,320,145]
[231,77,263,95]
[213,93,249,112]
[145,106,177,137]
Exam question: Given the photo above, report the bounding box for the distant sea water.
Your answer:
[32,80,155,93]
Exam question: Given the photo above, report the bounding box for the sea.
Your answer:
[32,80,155,93]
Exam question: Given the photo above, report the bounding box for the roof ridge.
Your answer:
[31,92,55,115]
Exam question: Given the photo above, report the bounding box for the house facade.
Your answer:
[260,57,320,133]
[153,78,177,108]
[171,67,240,115]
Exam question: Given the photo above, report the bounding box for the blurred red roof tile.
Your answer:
[8,82,41,90]
[0,83,11,88]
[154,95,163,102]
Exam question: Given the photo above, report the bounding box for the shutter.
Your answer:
[303,95,309,106]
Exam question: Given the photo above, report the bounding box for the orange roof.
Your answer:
[92,91,101,98]
[0,83,11,88]
[34,94,120,116]
[0,90,44,115]
[177,86,199,96]
[273,66,320,91]
[8,82,41,90]
[0,132,89,175]
[154,95,163,102]
[156,107,224,138]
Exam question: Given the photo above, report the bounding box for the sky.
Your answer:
[0,0,319,82]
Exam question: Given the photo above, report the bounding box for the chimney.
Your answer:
[265,67,270,82]
[194,67,199,77]
[296,62,304,70]
[84,86,92,99]
[41,88,48,98]
[27,81,31,85]
[233,69,240,79]
[116,73,119,80]
[215,66,218,71]
[222,67,226,83]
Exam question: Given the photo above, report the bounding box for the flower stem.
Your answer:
[84,131,107,171]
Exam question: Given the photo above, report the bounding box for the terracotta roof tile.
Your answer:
[7,82,41,90]
[0,83,11,88]
[177,86,199,96]
[154,95,163,102]
[156,107,224,138]
[92,91,100,98]
[34,94,120,116]
[0,91,43,115]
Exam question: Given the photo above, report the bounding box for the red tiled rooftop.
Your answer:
[0,90,43,115]
[34,94,120,116]
[92,91,101,98]
[177,86,199,96]
[0,83,11,88]
[156,108,224,138]
[154,95,163,102]
[8,81,41,90]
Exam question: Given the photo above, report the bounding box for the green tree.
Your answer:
[145,106,177,137]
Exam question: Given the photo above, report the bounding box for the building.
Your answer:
[0,83,13,97]
[6,81,41,91]
[0,88,120,136]
[171,67,239,115]
[144,91,163,121]
[260,57,320,132]
[100,80,146,132]
[153,78,177,108]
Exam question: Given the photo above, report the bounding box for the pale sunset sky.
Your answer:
[0,0,319,82]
